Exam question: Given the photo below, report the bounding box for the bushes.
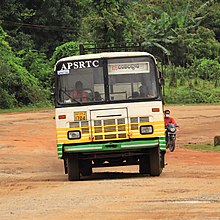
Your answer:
[164,59,220,104]
[0,58,48,108]
[0,27,51,109]
[165,87,220,104]
[17,49,52,88]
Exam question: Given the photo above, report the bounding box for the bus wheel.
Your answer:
[80,160,92,176]
[149,147,162,176]
[67,154,80,181]
[139,154,150,174]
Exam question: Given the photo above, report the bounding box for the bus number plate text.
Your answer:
[74,112,87,121]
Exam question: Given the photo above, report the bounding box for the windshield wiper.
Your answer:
[61,89,82,105]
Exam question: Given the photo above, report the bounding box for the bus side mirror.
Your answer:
[158,70,164,86]
[159,78,165,86]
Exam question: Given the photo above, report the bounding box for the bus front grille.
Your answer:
[93,118,127,141]
[68,116,150,141]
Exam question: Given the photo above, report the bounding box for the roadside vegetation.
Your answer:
[0,104,53,114]
[0,0,220,109]
[184,144,220,151]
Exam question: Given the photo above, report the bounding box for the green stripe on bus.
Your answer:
[63,139,160,153]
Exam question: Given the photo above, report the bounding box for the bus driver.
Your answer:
[73,81,88,102]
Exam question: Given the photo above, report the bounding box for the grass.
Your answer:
[184,144,220,152]
[0,104,54,114]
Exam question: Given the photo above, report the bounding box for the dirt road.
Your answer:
[0,105,220,220]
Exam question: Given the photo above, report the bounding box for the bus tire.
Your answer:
[139,154,150,174]
[149,147,162,176]
[67,154,80,181]
[80,160,92,176]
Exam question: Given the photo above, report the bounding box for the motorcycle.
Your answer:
[166,123,177,152]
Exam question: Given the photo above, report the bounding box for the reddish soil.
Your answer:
[0,105,220,220]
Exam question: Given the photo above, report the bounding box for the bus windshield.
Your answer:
[56,56,158,104]
[108,56,157,101]
[57,61,105,104]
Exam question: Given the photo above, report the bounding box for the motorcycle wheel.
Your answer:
[169,139,175,152]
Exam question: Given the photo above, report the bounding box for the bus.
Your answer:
[54,50,166,181]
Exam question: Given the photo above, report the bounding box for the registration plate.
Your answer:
[74,111,87,121]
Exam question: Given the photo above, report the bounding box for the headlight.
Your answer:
[169,127,176,132]
[68,130,81,139]
[140,125,153,134]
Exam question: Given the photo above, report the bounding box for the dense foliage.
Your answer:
[0,0,219,108]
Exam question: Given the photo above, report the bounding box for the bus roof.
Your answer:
[56,51,156,63]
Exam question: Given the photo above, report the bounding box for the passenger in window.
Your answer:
[139,85,147,97]
[94,91,102,101]
[132,91,139,98]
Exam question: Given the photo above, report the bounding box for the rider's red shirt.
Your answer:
[164,117,176,126]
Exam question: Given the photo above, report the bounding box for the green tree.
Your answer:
[194,58,220,87]
[50,41,81,65]
[79,0,131,44]
[0,26,47,108]
[17,49,52,88]
[131,0,219,66]
[0,0,83,57]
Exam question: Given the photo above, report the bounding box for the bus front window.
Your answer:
[108,57,158,101]
[57,63,105,104]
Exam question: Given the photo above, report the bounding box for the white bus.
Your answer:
[54,51,166,181]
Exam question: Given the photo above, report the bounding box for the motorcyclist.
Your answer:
[164,109,178,152]
[164,109,177,127]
